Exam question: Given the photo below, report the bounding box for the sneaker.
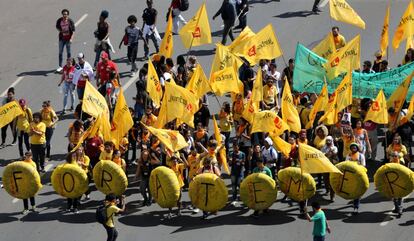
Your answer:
[352,208,358,215]
[69,106,74,111]
[201,213,208,219]
[11,141,17,146]
[65,209,71,213]
[22,209,29,215]
[73,209,79,214]
[85,195,90,201]
[30,206,36,212]
[130,71,136,77]
[192,208,200,214]
[231,201,237,206]
[56,67,63,73]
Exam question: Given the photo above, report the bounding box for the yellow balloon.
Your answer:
[330,161,369,200]
[2,161,42,199]
[93,160,128,196]
[189,173,227,212]
[278,167,316,201]
[51,163,89,199]
[149,166,180,208]
[240,173,277,210]
[374,163,414,199]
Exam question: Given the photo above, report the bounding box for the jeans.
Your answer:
[172,8,187,33]
[23,197,35,210]
[104,225,118,241]
[393,198,402,212]
[77,87,85,101]
[231,175,242,201]
[63,82,75,110]
[45,127,54,158]
[312,0,321,11]
[222,20,235,45]
[144,34,160,58]
[125,140,137,165]
[140,177,151,203]
[353,198,360,209]
[127,43,138,71]
[313,236,325,241]
[67,198,79,210]
[31,143,45,171]
[18,130,30,157]
[58,40,72,67]
[1,122,17,144]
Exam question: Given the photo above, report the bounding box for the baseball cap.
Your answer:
[100,52,109,59]
[77,52,84,59]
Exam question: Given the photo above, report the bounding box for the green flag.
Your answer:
[292,43,327,93]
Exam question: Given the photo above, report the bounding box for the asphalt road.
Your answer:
[0,0,413,241]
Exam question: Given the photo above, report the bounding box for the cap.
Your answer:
[100,52,109,59]
[264,137,273,146]
[77,52,84,59]
[18,99,26,106]
[375,50,382,57]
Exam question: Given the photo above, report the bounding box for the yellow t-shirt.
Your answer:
[73,155,90,173]
[219,111,233,132]
[171,163,185,188]
[313,136,326,150]
[300,107,311,127]
[29,122,46,144]
[40,108,58,128]
[100,150,113,161]
[334,34,346,50]
[263,84,278,105]
[105,205,121,228]
[16,107,32,132]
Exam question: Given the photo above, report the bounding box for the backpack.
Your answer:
[179,0,189,11]
[96,205,108,224]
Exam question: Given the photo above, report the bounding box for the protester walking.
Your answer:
[56,9,75,73]
[142,0,161,60]
[213,0,237,45]
[306,202,331,241]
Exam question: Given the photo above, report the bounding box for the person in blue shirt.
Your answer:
[230,141,245,205]
[306,202,331,241]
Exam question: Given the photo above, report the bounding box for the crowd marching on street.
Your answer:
[1,0,414,241]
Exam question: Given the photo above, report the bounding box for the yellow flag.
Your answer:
[406,94,414,121]
[326,35,360,80]
[392,1,414,50]
[91,113,112,142]
[157,82,199,128]
[251,111,290,136]
[155,98,168,129]
[186,64,212,99]
[159,10,173,58]
[142,123,188,152]
[72,124,94,152]
[281,80,301,133]
[387,73,413,113]
[179,3,212,49]
[242,24,283,64]
[0,101,24,129]
[213,116,230,174]
[364,90,389,124]
[312,33,336,59]
[380,4,390,56]
[270,134,291,157]
[210,43,243,79]
[306,83,329,129]
[319,70,353,125]
[111,88,134,148]
[329,0,366,29]
[407,35,414,51]
[146,59,163,108]
[242,98,259,124]
[228,26,256,55]
[251,69,263,103]
[210,66,240,96]
[299,143,342,174]
[82,81,109,119]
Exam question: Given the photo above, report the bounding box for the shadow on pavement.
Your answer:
[0,212,20,223]
[273,11,315,18]
[360,192,389,204]
[188,49,216,57]
[20,210,96,224]
[342,211,392,223]
[17,70,56,77]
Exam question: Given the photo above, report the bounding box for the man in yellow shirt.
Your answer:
[103,194,125,241]
[332,26,346,50]
[262,78,279,110]
[29,112,46,172]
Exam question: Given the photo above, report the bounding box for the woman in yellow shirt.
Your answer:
[29,112,46,172]
[40,100,58,159]
[21,151,37,214]
[17,99,33,158]
[219,102,233,153]
[386,135,408,164]
[313,125,328,150]
[72,146,91,200]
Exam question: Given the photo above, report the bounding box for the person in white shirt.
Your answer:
[261,137,278,178]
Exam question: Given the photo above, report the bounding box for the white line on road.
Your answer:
[379,209,393,226]
[1,77,24,97]
[122,73,140,91]
[75,14,88,27]
[11,163,54,204]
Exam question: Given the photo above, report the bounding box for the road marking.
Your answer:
[75,14,88,27]
[1,77,24,97]
[11,163,54,204]
[379,208,393,226]
[122,73,140,91]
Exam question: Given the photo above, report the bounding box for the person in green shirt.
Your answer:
[104,193,126,241]
[306,202,331,241]
[252,158,272,178]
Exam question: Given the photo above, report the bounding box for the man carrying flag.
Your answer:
[213,0,237,45]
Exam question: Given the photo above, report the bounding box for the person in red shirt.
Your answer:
[96,52,119,97]
[58,58,76,114]
[55,9,75,73]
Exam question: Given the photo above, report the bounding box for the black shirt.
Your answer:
[142,8,157,25]
[214,2,236,22]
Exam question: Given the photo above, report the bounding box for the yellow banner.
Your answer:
[312,33,336,60]
[251,111,289,136]
[210,66,240,96]
[179,3,212,48]
[270,134,291,157]
[387,73,413,113]
[159,11,174,58]
[0,101,24,129]
[111,88,134,148]
[380,4,390,56]
[242,98,259,124]
[281,80,301,133]
[228,26,256,55]
[146,59,163,108]
[210,43,243,79]
[329,0,366,29]
[186,64,212,99]
[213,116,229,174]
[326,35,360,80]
[251,69,263,103]
[306,83,328,129]
[392,1,414,50]
[365,89,388,125]
[299,143,342,174]
[142,123,188,152]
[82,81,109,119]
